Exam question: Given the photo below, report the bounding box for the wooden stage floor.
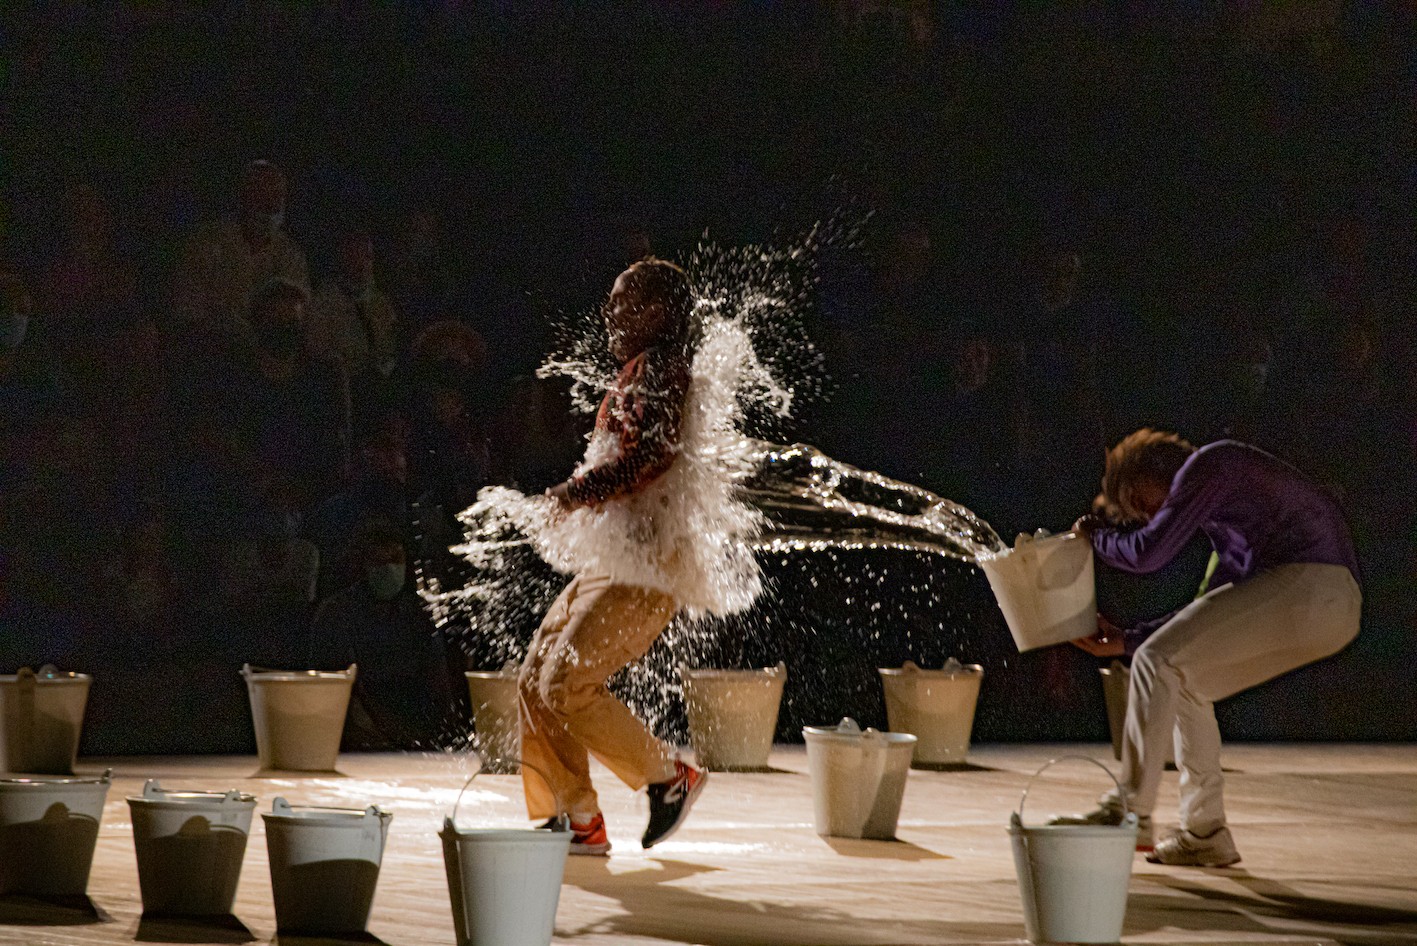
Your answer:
[3,743,1415,946]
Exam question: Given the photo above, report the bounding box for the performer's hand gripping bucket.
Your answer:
[440,758,571,946]
[1009,756,1137,944]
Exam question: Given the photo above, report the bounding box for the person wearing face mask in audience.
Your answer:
[171,159,309,347]
[308,518,460,749]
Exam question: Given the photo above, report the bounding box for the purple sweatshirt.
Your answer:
[1092,440,1360,648]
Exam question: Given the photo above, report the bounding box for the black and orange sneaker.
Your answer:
[540,813,611,856]
[641,760,708,849]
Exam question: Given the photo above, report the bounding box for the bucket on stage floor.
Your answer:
[878,659,983,767]
[1009,756,1137,944]
[465,670,521,775]
[242,664,355,772]
[681,662,786,771]
[263,797,392,934]
[978,531,1097,652]
[127,779,257,916]
[0,769,110,896]
[1099,661,1175,765]
[802,718,916,840]
[440,764,571,946]
[0,666,92,775]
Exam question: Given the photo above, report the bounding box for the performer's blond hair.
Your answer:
[1102,428,1196,521]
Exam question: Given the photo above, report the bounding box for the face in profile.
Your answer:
[603,266,667,363]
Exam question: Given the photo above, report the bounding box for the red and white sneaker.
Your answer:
[540,813,611,856]
[641,760,708,849]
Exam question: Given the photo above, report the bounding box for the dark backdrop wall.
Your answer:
[2,4,1414,750]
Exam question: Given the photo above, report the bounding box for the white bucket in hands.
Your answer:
[978,530,1097,652]
[802,717,916,840]
[440,762,571,946]
[680,662,786,771]
[0,666,92,775]
[242,664,355,772]
[127,779,257,916]
[878,659,984,767]
[1009,756,1137,944]
[0,769,111,896]
[263,797,392,934]
[465,670,521,775]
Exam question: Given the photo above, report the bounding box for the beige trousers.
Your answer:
[518,574,680,820]
[1117,563,1361,834]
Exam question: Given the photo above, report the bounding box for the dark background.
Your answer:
[2,4,1414,751]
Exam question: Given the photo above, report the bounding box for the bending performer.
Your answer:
[518,259,706,856]
[1058,429,1361,867]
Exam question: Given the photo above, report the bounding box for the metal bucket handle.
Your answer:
[1014,755,1129,828]
[272,796,386,820]
[143,778,247,804]
[448,757,568,833]
[241,663,357,679]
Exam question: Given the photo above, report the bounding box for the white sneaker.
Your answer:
[1048,800,1154,851]
[1146,825,1241,867]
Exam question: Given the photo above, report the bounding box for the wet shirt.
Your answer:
[566,345,690,507]
[1092,440,1361,591]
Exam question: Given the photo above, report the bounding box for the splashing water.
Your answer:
[420,230,1006,735]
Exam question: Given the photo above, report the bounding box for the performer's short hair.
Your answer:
[628,257,693,336]
[1103,428,1196,520]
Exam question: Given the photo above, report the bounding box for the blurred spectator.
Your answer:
[0,273,65,480]
[308,519,460,749]
[1003,246,1107,532]
[217,479,320,615]
[227,278,350,508]
[491,375,585,493]
[40,182,139,359]
[384,209,454,347]
[171,160,309,344]
[308,229,399,387]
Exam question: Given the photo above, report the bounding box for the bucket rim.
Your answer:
[439,824,575,844]
[1008,820,1140,839]
[264,797,390,823]
[0,671,92,683]
[0,772,110,788]
[464,669,519,680]
[242,670,355,682]
[878,663,983,677]
[680,664,786,680]
[802,725,918,746]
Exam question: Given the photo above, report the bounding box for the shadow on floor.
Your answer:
[561,857,1009,945]
[1126,870,1417,945]
[0,892,110,925]
[911,761,997,773]
[271,933,388,945]
[135,913,256,943]
[823,836,951,861]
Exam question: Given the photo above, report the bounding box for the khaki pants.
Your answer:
[518,574,680,820]
[1116,563,1361,834]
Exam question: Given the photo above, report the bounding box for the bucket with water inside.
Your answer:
[0,769,110,896]
[681,663,786,771]
[802,717,916,840]
[0,666,92,775]
[1008,756,1136,944]
[127,779,257,916]
[465,670,521,774]
[979,531,1097,652]
[242,664,355,772]
[440,763,571,946]
[264,797,392,934]
[878,660,983,767]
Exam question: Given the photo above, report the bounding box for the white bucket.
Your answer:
[680,663,786,771]
[1099,661,1174,764]
[0,666,92,775]
[1009,756,1137,944]
[0,769,110,896]
[878,660,983,767]
[465,670,521,775]
[440,768,571,946]
[802,718,916,840]
[978,531,1097,651]
[242,664,355,772]
[127,779,257,916]
[263,797,392,933]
